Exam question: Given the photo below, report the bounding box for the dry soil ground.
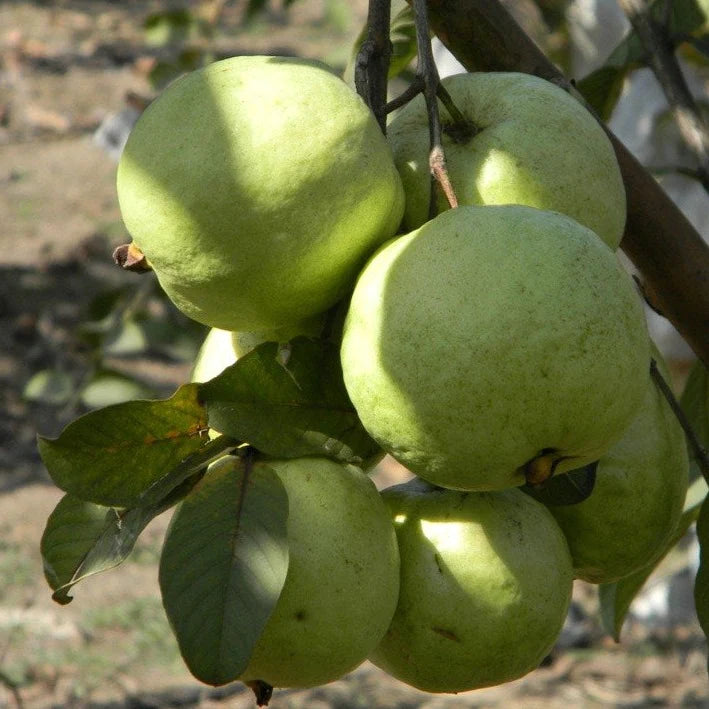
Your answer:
[0,2,707,708]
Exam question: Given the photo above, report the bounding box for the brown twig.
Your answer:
[650,359,709,483]
[415,0,709,368]
[411,0,459,215]
[617,0,709,192]
[355,0,392,132]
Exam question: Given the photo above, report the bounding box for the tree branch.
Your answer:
[417,0,709,367]
[355,0,392,132]
[617,0,709,192]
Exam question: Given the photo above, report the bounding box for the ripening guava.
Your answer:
[340,205,650,491]
[117,55,404,331]
[545,345,689,583]
[387,71,625,248]
[368,479,573,693]
[225,456,400,688]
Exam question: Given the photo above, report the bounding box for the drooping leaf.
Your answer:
[199,337,380,465]
[521,462,597,506]
[159,456,289,686]
[41,473,200,605]
[23,369,74,406]
[576,0,709,119]
[599,478,705,640]
[694,495,709,644]
[38,384,208,507]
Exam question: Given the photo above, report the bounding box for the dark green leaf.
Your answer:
[38,384,208,507]
[159,456,289,686]
[521,462,597,506]
[575,66,627,122]
[599,486,704,640]
[245,0,269,21]
[199,337,380,465]
[41,473,199,605]
[695,495,709,642]
[23,369,74,406]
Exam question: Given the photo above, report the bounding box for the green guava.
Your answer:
[191,316,325,384]
[340,205,650,491]
[387,71,625,248]
[117,55,404,331]
[222,456,401,688]
[368,479,573,693]
[546,346,689,583]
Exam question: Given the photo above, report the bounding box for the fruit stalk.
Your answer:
[410,0,459,214]
[416,0,709,367]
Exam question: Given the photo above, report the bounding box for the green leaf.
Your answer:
[24,369,74,406]
[389,4,418,79]
[159,456,289,686]
[41,474,199,605]
[695,495,709,643]
[38,385,208,507]
[576,0,709,119]
[199,337,380,465]
[80,370,155,409]
[599,483,704,640]
[521,462,597,506]
[575,66,627,122]
[102,319,149,356]
[144,9,194,46]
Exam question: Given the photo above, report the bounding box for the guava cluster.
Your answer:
[118,56,689,695]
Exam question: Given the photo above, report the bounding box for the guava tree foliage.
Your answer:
[37,0,709,703]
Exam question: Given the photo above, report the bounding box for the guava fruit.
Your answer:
[387,71,626,248]
[191,316,325,384]
[117,55,404,331]
[368,479,573,693]
[340,205,650,491]
[546,346,689,583]
[215,456,400,688]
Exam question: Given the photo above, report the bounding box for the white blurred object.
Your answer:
[569,0,709,366]
[93,105,141,162]
[433,38,465,78]
[628,528,700,628]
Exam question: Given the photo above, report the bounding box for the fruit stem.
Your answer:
[245,679,273,706]
[650,358,709,483]
[112,243,152,273]
[410,0,461,216]
[522,452,557,486]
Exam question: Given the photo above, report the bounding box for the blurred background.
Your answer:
[1,1,707,707]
